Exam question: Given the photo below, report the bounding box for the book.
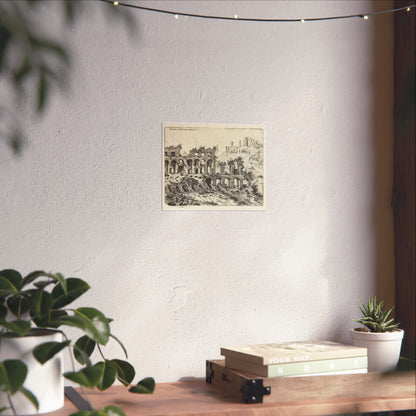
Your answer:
[224,355,368,377]
[285,368,367,377]
[220,340,367,366]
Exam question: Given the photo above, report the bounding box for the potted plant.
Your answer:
[351,296,404,372]
[0,269,155,416]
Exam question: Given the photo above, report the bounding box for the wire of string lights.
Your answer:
[100,0,415,22]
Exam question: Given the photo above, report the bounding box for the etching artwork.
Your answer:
[163,123,265,210]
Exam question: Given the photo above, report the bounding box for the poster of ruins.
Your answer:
[163,123,265,210]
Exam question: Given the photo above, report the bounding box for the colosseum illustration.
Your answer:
[163,125,264,209]
[164,144,252,191]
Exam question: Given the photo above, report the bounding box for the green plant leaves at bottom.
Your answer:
[69,405,126,416]
[0,359,27,395]
[64,366,102,390]
[110,359,135,386]
[19,386,39,411]
[33,340,71,364]
[74,335,96,365]
[129,377,155,394]
[0,319,31,336]
[94,361,117,391]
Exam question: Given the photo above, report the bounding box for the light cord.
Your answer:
[100,1,415,23]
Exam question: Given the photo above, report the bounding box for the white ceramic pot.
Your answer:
[351,328,404,372]
[0,329,64,415]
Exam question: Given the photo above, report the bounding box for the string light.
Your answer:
[99,0,415,23]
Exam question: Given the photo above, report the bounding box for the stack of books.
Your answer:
[220,340,368,378]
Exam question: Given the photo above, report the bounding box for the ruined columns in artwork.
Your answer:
[164,144,248,190]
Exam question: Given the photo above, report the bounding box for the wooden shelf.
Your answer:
[50,366,415,416]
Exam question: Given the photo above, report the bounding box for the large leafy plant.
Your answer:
[0,269,154,416]
[353,296,400,333]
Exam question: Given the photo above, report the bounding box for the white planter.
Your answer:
[351,328,404,372]
[0,329,64,415]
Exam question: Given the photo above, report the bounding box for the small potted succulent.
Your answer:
[351,296,404,372]
[0,269,155,416]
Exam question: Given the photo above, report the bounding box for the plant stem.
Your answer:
[61,332,94,411]
[7,393,17,416]
[97,343,106,361]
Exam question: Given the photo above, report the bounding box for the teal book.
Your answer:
[224,355,368,377]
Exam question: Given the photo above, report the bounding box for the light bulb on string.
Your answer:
[174,14,179,19]
[100,1,416,24]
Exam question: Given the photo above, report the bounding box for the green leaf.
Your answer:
[74,335,96,365]
[0,303,7,321]
[47,309,69,328]
[52,273,67,294]
[74,308,110,345]
[0,359,27,395]
[94,361,117,391]
[19,386,39,411]
[0,270,22,291]
[7,295,30,318]
[22,270,50,287]
[110,359,135,386]
[23,271,68,295]
[64,366,102,389]
[68,412,91,416]
[55,309,109,345]
[0,276,19,296]
[33,340,70,364]
[52,315,89,333]
[33,280,55,290]
[51,278,90,308]
[69,407,127,416]
[128,377,155,394]
[0,319,31,336]
[29,290,53,326]
[97,406,127,416]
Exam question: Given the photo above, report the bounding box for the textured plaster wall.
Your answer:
[0,1,394,382]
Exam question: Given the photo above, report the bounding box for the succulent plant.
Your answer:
[353,296,400,333]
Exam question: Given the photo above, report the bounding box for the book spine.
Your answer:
[267,356,368,377]
[285,368,368,377]
[225,356,368,377]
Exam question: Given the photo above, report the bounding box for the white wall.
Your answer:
[0,1,394,382]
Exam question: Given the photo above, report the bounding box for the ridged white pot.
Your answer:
[0,329,64,415]
[351,328,404,372]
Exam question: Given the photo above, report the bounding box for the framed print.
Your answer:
[163,123,265,210]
